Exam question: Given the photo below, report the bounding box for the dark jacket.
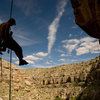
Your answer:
[0,22,11,43]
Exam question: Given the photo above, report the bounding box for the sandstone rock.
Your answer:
[40,80,44,85]
[70,76,74,82]
[78,82,85,86]
[57,78,63,84]
[0,97,3,100]
[13,77,20,83]
[3,66,9,69]
[61,93,68,100]
[45,79,50,85]
[25,88,30,92]
[79,73,85,82]
[63,76,68,83]
[25,80,32,86]
[74,76,79,82]
[66,83,72,87]
[54,78,58,84]
[50,79,54,84]
[14,85,21,91]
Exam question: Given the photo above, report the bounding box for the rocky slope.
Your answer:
[0,57,100,100]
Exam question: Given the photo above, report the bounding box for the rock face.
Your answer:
[71,0,100,40]
[0,57,100,100]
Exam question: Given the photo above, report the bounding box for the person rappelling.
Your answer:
[0,18,28,65]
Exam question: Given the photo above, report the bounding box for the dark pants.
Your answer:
[1,37,23,60]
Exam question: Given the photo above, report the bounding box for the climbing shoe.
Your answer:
[19,59,28,65]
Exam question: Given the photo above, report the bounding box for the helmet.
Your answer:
[8,18,16,25]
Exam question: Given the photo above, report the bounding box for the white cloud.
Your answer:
[15,59,34,65]
[61,54,66,57]
[12,57,17,60]
[76,40,100,55]
[26,60,34,64]
[58,58,66,62]
[35,52,48,57]
[76,47,89,55]
[47,0,68,54]
[24,55,41,61]
[58,58,78,62]
[15,52,48,65]
[62,39,80,53]
[62,37,100,55]
[22,52,48,65]
[80,37,96,42]
[23,54,43,65]
[45,61,51,65]
[15,61,19,64]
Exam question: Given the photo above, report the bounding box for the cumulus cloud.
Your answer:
[24,55,41,61]
[35,52,48,57]
[45,61,51,65]
[15,59,34,65]
[26,60,34,64]
[23,54,42,65]
[58,58,78,62]
[80,37,96,42]
[15,61,19,65]
[62,37,100,55]
[76,38,99,55]
[58,58,66,62]
[62,39,80,53]
[22,52,48,65]
[47,0,68,54]
[61,54,66,57]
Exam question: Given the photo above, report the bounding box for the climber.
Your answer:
[0,18,28,65]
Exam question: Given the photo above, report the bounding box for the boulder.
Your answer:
[0,98,3,100]
[45,79,50,85]
[25,80,32,86]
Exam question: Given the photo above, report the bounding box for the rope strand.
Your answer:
[0,55,2,80]
[9,50,12,100]
[9,0,13,100]
[10,0,13,18]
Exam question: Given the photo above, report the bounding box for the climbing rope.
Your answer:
[0,54,2,80]
[9,50,12,100]
[9,0,14,100]
[97,40,100,62]
[10,0,13,18]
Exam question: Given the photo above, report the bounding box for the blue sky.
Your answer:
[0,0,100,68]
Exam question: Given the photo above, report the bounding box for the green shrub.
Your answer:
[54,96,62,100]
[71,94,81,100]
